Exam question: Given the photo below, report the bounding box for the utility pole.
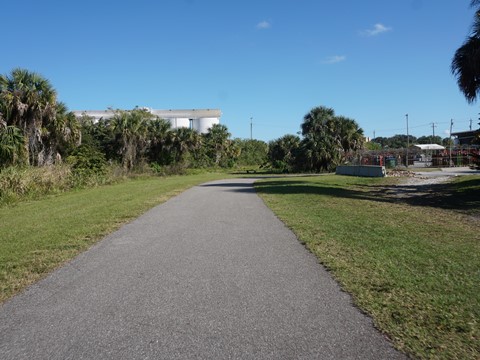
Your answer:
[449,119,453,167]
[431,122,437,142]
[250,117,253,140]
[373,130,376,140]
[405,114,409,168]
[470,118,473,131]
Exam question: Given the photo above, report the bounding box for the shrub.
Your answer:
[66,145,108,186]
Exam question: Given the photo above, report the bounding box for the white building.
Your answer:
[73,108,221,134]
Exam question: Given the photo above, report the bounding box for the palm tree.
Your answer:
[268,134,300,171]
[451,1,480,103]
[0,121,26,167]
[0,68,57,165]
[167,127,202,165]
[147,118,171,164]
[43,102,81,163]
[111,109,150,170]
[336,116,364,152]
[299,106,340,171]
[298,106,364,172]
[204,124,231,165]
[300,106,335,135]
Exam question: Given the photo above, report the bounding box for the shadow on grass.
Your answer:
[200,182,254,188]
[198,181,257,194]
[254,178,480,215]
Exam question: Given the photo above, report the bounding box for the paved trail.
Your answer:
[0,179,405,359]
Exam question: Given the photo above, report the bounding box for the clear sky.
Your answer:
[2,0,478,142]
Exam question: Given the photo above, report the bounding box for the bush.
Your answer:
[66,145,108,186]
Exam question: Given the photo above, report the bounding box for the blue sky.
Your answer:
[2,0,478,141]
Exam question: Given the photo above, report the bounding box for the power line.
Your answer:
[372,119,473,136]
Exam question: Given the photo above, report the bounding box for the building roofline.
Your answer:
[73,108,221,119]
[451,130,479,136]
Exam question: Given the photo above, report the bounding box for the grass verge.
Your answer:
[0,172,231,303]
[255,175,479,360]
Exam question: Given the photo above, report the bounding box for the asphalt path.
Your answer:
[0,178,406,359]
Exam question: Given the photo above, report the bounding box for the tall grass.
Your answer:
[0,164,148,206]
[0,166,73,204]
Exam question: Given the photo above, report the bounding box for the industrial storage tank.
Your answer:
[169,118,190,129]
[74,109,222,134]
[193,117,220,134]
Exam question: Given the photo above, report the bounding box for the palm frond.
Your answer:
[451,36,480,103]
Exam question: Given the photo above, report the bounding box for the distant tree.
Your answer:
[267,134,300,171]
[416,135,442,145]
[235,139,268,167]
[372,135,418,149]
[297,106,364,172]
[372,137,389,148]
[388,134,411,148]
[364,141,382,150]
[452,0,480,103]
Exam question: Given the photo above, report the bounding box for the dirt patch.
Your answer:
[401,175,452,187]
[382,170,455,199]
[377,173,479,223]
[387,169,416,178]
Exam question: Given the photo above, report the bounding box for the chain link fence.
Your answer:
[345,145,480,168]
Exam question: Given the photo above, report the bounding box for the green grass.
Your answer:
[0,172,231,303]
[255,175,480,360]
[2,169,479,358]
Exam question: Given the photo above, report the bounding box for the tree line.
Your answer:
[0,68,269,174]
[1,68,368,176]
[367,134,453,150]
[3,1,480,176]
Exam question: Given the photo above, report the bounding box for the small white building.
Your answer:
[413,144,445,151]
[73,108,221,134]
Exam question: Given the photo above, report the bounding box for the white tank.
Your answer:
[193,117,220,134]
[169,118,190,129]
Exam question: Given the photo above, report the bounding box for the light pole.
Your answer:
[449,119,453,167]
[250,117,253,140]
[405,113,409,168]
